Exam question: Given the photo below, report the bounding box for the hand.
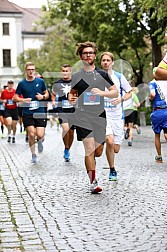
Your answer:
[91,88,102,96]
[68,93,78,105]
[36,92,43,100]
[52,101,58,107]
[23,98,32,103]
[111,97,121,106]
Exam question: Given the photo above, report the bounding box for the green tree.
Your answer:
[46,0,167,84]
[17,17,78,87]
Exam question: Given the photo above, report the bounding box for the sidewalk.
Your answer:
[0,124,167,251]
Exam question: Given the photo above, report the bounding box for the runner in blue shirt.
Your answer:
[148,79,167,163]
[13,62,49,163]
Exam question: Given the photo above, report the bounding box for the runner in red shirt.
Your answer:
[1,80,18,143]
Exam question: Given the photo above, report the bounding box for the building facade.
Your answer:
[0,0,45,87]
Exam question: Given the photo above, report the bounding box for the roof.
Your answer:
[0,0,45,33]
[13,5,44,33]
[0,0,22,13]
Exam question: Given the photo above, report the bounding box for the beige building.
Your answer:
[0,0,45,87]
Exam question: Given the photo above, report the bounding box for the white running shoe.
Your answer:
[90,179,102,194]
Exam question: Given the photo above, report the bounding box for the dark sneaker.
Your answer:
[12,137,15,143]
[90,179,102,194]
[136,128,141,134]
[128,140,132,146]
[109,170,117,181]
[155,156,163,163]
[64,149,70,162]
[31,154,37,163]
[7,136,11,143]
[38,140,43,153]
[25,135,28,143]
[125,128,130,139]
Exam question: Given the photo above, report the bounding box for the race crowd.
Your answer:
[0,41,166,194]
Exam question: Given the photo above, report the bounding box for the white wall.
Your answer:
[0,13,44,86]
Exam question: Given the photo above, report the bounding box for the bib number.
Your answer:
[83,92,100,105]
[29,101,39,110]
[0,104,4,110]
[62,100,73,108]
[104,100,116,108]
[7,99,14,105]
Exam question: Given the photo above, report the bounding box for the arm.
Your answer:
[51,90,57,107]
[154,68,167,80]
[148,84,156,101]
[0,92,6,103]
[13,93,32,103]
[153,53,167,80]
[132,93,140,108]
[91,85,118,98]
[43,90,49,100]
[111,73,132,105]
[36,90,49,101]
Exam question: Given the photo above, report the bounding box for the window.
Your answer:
[3,50,11,67]
[2,23,9,35]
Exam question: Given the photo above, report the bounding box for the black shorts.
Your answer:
[18,107,23,117]
[134,110,138,125]
[58,115,75,130]
[74,110,106,144]
[0,110,5,117]
[58,112,74,124]
[124,110,136,124]
[23,114,47,128]
[4,108,18,120]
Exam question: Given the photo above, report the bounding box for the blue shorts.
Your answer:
[151,109,167,134]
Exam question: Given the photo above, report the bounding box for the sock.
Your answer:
[88,170,95,183]
[110,167,115,172]
[1,125,4,133]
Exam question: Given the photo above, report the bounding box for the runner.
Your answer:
[100,51,132,180]
[123,87,140,146]
[0,87,6,138]
[1,80,18,143]
[68,42,118,193]
[13,62,49,163]
[52,64,75,162]
[148,78,167,163]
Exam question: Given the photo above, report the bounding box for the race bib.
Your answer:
[104,100,116,108]
[0,104,4,110]
[83,92,100,105]
[29,101,39,110]
[62,100,73,108]
[7,99,14,105]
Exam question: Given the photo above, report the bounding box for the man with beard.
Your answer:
[68,41,118,194]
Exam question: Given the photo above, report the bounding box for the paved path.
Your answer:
[0,124,167,252]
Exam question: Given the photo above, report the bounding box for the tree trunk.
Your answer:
[151,36,162,68]
[149,8,162,68]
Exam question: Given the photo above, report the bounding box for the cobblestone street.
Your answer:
[0,124,167,252]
